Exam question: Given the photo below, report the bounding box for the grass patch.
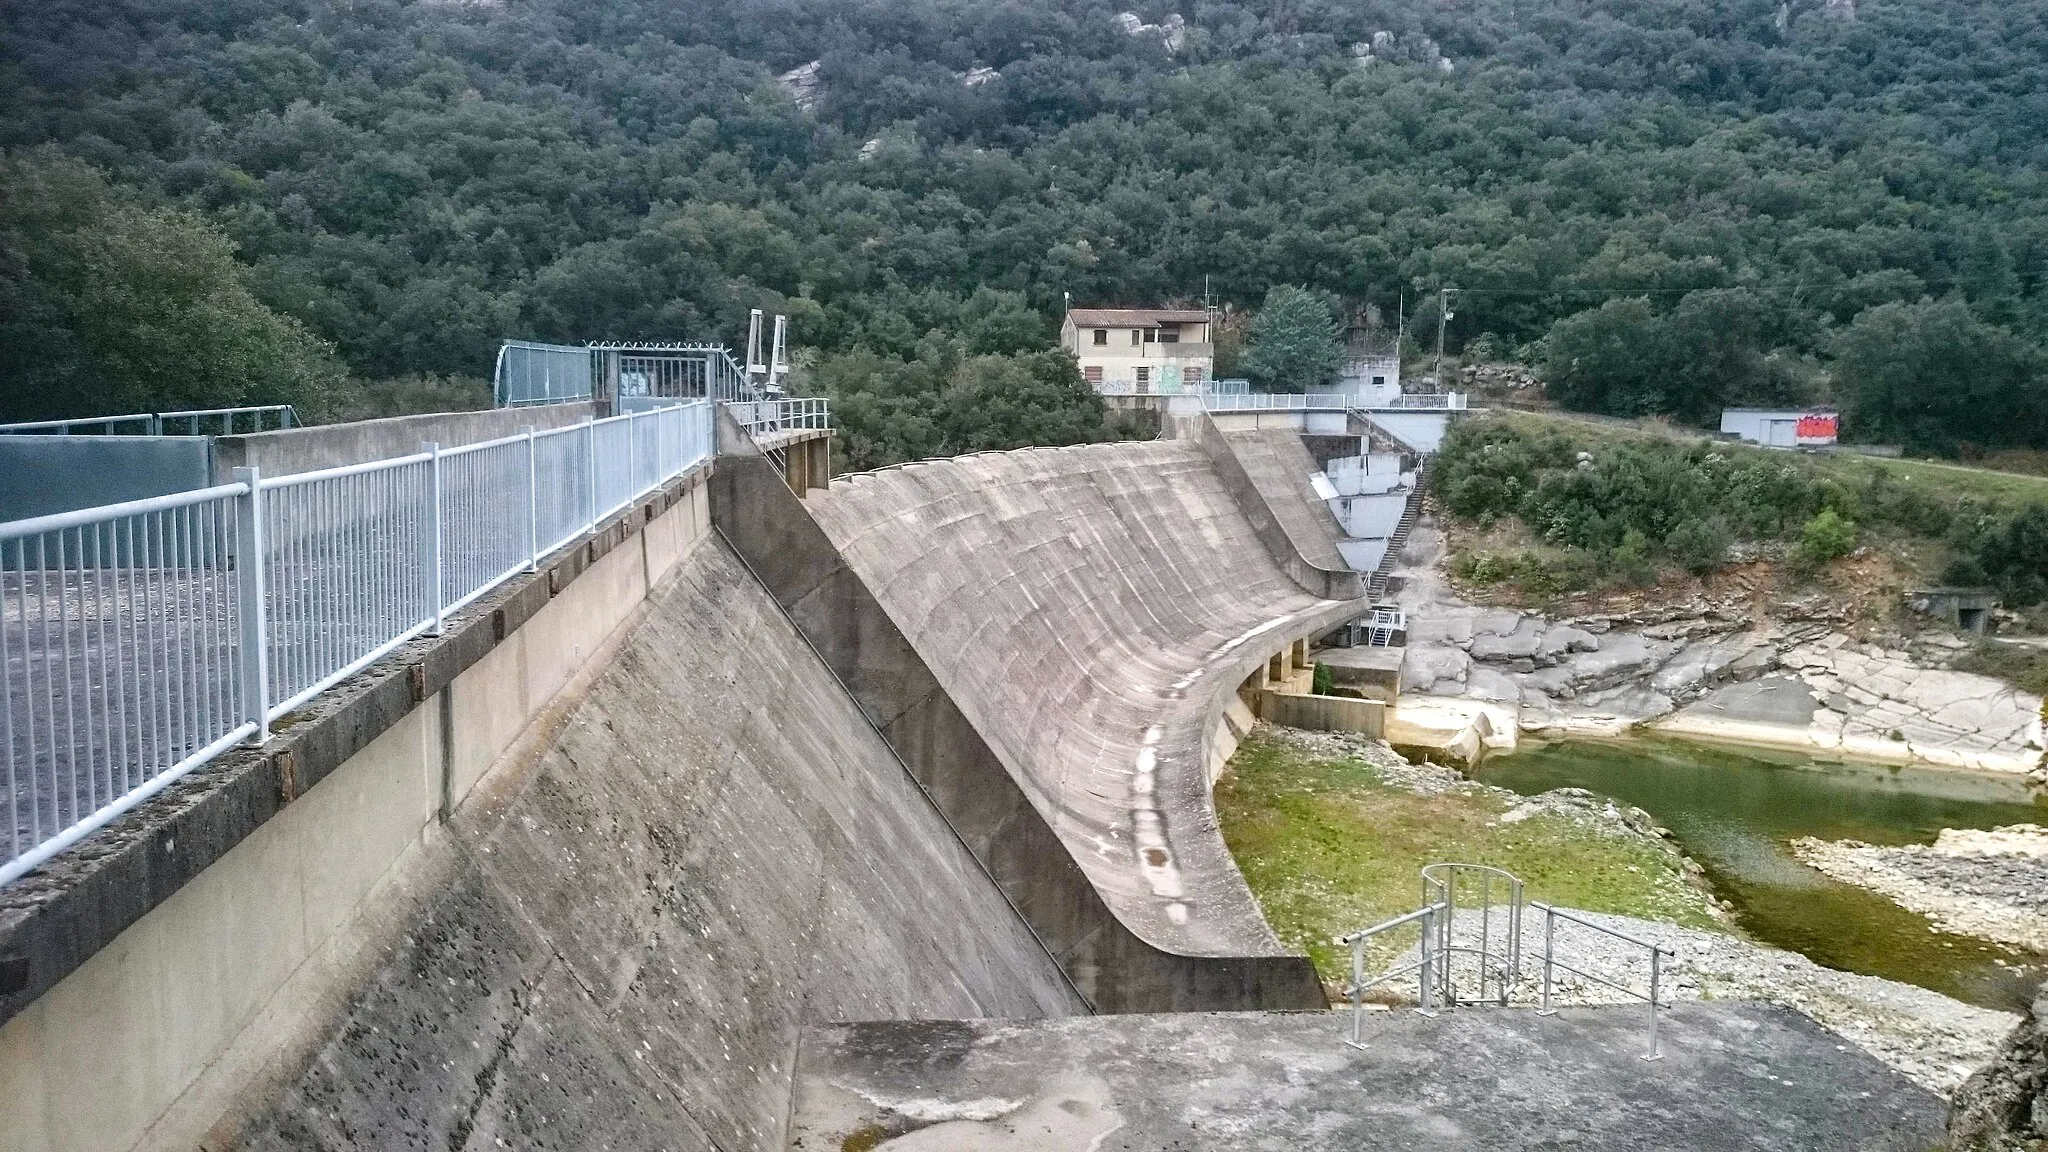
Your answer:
[1952,641,2048,696]
[1215,728,1722,985]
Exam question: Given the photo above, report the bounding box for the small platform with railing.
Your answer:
[1339,862,1676,1060]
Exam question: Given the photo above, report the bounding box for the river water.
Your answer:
[1475,737,2048,1012]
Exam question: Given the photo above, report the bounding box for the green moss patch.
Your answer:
[1215,728,1722,985]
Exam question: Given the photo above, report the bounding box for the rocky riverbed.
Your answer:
[1388,518,2046,774]
[1796,826,2048,953]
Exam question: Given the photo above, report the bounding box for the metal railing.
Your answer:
[1339,901,1446,1049]
[155,406,300,435]
[496,341,594,407]
[1382,393,1468,410]
[496,341,765,409]
[0,406,299,437]
[1423,863,1524,1006]
[0,401,715,885]
[1532,902,1674,1060]
[726,398,831,435]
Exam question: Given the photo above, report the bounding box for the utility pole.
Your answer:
[1433,287,1458,392]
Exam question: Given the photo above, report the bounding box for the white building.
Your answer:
[1721,408,1838,448]
[1061,308,1214,394]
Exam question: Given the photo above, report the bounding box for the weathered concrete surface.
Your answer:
[787,1004,1945,1151]
[718,435,1332,1012]
[232,538,1085,1151]
[806,442,1361,965]
[1185,416,1365,599]
[212,403,595,481]
[1218,428,1350,572]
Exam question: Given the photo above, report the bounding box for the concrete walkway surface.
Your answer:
[788,1003,1945,1150]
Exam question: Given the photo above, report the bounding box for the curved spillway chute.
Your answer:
[800,440,1366,990]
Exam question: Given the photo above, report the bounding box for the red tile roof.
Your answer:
[1066,308,1209,327]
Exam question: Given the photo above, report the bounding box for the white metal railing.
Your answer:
[726,397,831,435]
[0,406,299,436]
[0,401,715,885]
[1339,902,1446,1048]
[1532,902,1674,1060]
[1199,391,1468,412]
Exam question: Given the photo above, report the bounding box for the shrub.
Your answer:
[1792,509,1858,571]
[1607,528,1658,586]
[1312,661,1334,695]
[1665,517,1733,576]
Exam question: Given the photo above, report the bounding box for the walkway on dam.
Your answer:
[788,1002,1945,1151]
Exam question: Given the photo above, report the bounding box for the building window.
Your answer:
[1135,367,1149,384]
[1371,376,1385,387]
[1142,328,1156,343]
[1130,329,1142,346]
[1093,329,1107,346]
[1084,365,1103,383]
[1157,325,1179,344]
[1186,366,1205,385]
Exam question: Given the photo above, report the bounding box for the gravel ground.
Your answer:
[1796,826,2048,952]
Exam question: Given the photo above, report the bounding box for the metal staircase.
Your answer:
[1366,456,1429,601]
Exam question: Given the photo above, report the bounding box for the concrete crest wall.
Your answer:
[0,436,214,521]
[211,403,595,481]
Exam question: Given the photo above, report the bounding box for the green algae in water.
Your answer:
[1473,737,2048,1012]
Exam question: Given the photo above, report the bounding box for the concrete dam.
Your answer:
[0,405,1367,1148]
[0,401,1952,1150]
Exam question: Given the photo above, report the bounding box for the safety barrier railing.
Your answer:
[0,406,299,436]
[1531,902,1674,1060]
[155,406,300,434]
[1200,391,1468,412]
[496,340,594,407]
[726,397,831,435]
[1423,862,1524,1006]
[0,401,714,886]
[1339,902,1446,1048]
[1382,393,1468,410]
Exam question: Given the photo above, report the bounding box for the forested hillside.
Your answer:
[3,0,2046,457]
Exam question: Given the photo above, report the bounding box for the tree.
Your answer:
[1540,298,1662,415]
[1240,286,1343,393]
[0,151,346,422]
[1833,301,2046,454]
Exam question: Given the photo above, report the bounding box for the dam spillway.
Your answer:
[803,440,1361,962]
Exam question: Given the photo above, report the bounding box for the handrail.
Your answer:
[1530,901,1674,1060]
[0,405,298,437]
[0,400,718,887]
[1338,901,1446,1049]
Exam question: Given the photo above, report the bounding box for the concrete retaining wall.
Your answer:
[211,403,595,481]
[1262,691,1386,737]
[714,427,1328,1014]
[0,469,711,1151]
[0,437,214,521]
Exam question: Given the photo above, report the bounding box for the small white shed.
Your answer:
[1720,408,1838,448]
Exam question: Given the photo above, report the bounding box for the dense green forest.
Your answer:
[3,0,2046,457]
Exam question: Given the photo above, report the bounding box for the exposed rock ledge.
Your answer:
[1389,519,2045,774]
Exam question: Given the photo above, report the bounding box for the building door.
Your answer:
[1765,420,1797,447]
